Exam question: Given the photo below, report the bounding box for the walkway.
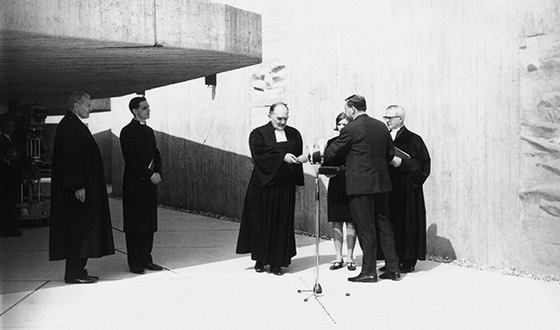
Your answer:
[1,199,559,329]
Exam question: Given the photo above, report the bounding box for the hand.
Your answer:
[74,188,86,203]
[150,172,162,184]
[297,154,309,164]
[283,153,299,164]
[390,156,402,168]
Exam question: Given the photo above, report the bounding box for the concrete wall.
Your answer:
[104,0,560,277]
[517,1,560,275]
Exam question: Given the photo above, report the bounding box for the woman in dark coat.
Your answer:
[49,91,115,284]
[236,102,307,276]
[323,112,357,271]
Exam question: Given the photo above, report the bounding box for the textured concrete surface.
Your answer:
[519,32,560,275]
[1,199,560,329]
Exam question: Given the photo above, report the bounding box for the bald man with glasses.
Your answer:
[381,105,431,273]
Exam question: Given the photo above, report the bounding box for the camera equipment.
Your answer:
[13,103,51,224]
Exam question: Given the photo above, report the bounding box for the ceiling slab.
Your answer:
[0,0,262,114]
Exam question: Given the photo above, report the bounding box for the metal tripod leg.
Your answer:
[298,168,323,302]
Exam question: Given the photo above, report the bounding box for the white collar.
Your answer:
[274,129,287,142]
[390,126,402,140]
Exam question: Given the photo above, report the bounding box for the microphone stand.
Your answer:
[298,161,323,302]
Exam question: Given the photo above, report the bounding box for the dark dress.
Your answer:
[120,119,161,234]
[323,137,351,223]
[236,122,304,267]
[49,112,115,260]
[387,126,430,265]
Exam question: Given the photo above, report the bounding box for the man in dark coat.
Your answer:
[0,113,23,237]
[120,96,163,275]
[49,91,115,284]
[383,105,430,273]
[323,94,401,282]
[236,102,307,276]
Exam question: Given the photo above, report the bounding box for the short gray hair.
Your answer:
[385,104,406,119]
[67,91,90,111]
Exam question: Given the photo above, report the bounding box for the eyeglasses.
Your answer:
[383,116,401,120]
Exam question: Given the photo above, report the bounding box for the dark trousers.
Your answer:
[349,193,399,275]
[0,194,19,234]
[65,258,88,281]
[125,232,154,269]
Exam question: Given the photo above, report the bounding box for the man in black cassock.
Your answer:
[120,96,163,275]
[236,102,308,276]
[383,105,431,273]
[50,91,115,284]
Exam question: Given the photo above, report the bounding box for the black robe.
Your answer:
[236,122,304,267]
[386,126,430,262]
[120,119,161,233]
[49,112,115,260]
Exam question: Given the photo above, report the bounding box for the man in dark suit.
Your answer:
[50,91,115,284]
[0,113,23,237]
[120,96,163,275]
[323,94,401,282]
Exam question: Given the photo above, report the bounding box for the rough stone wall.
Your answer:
[519,32,560,274]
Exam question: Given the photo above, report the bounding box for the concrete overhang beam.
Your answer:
[0,0,262,114]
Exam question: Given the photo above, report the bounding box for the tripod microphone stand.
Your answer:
[297,162,323,302]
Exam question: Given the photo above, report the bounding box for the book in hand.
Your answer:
[394,147,410,159]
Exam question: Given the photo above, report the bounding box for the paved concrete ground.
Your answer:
[1,199,560,329]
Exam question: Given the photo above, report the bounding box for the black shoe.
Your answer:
[130,267,146,274]
[65,276,97,284]
[143,263,164,271]
[400,265,415,273]
[379,265,386,272]
[347,262,357,271]
[254,261,265,273]
[83,269,98,280]
[348,273,378,283]
[2,230,23,237]
[270,265,283,276]
[329,260,344,270]
[379,271,402,281]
